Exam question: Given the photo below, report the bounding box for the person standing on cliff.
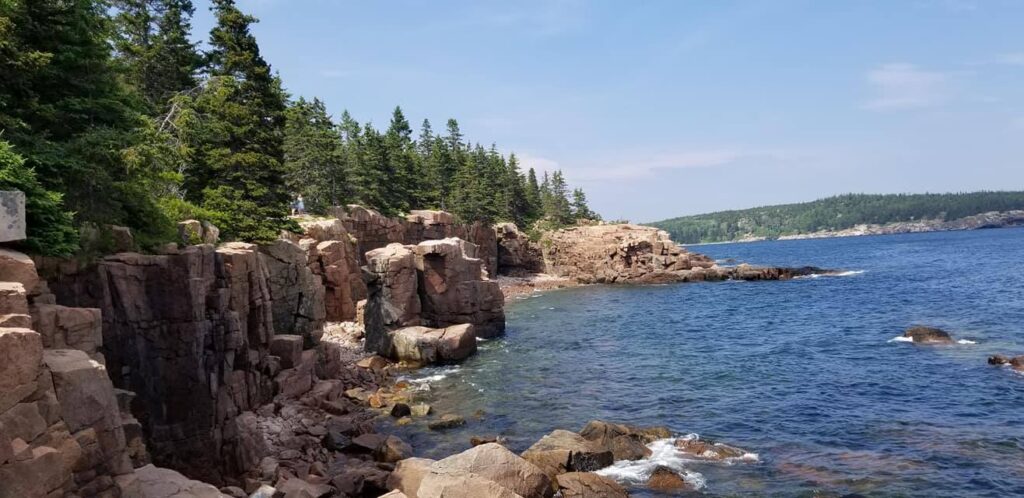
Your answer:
[292,194,305,216]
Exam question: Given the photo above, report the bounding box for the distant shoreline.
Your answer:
[680,210,1024,246]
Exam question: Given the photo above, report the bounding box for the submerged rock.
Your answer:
[903,326,954,344]
[674,435,748,460]
[988,354,1024,372]
[646,465,692,491]
[427,414,466,431]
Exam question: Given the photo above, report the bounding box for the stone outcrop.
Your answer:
[494,222,542,275]
[328,205,498,278]
[295,218,367,323]
[260,240,327,345]
[363,239,504,363]
[555,472,629,498]
[0,191,26,243]
[0,249,136,497]
[389,324,478,365]
[39,244,284,483]
[427,443,553,498]
[521,430,614,483]
[540,223,827,284]
[177,220,220,246]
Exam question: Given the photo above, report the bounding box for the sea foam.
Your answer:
[796,270,865,279]
[888,336,914,343]
[595,435,760,491]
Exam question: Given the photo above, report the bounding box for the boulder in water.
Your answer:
[903,326,954,344]
[646,465,692,491]
[521,430,614,483]
[990,354,1024,372]
[674,435,748,460]
[428,414,466,430]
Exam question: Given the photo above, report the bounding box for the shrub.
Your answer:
[0,140,79,256]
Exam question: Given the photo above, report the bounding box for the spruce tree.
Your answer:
[351,124,391,214]
[148,0,201,106]
[571,188,597,221]
[525,167,542,223]
[0,0,166,241]
[548,170,573,224]
[505,153,530,226]
[284,97,344,213]
[438,118,464,210]
[384,106,418,213]
[176,0,291,241]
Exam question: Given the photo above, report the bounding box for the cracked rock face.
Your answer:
[43,244,281,483]
[259,240,326,346]
[540,224,714,284]
[329,205,499,278]
[363,239,505,364]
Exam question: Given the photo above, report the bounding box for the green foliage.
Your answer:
[0,0,596,257]
[284,97,346,213]
[0,0,175,248]
[651,192,1024,243]
[172,0,291,242]
[0,140,78,255]
[112,0,201,111]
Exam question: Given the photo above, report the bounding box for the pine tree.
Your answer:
[571,188,597,221]
[525,167,542,223]
[548,170,573,224]
[0,0,165,241]
[505,153,530,226]
[384,106,417,213]
[148,0,201,106]
[176,0,291,241]
[112,0,155,96]
[438,118,464,210]
[0,140,78,256]
[284,97,344,213]
[351,124,391,214]
[112,0,200,112]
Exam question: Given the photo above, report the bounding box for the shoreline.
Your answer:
[680,215,1024,246]
[496,273,579,302]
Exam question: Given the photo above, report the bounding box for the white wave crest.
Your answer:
[596,439,707,490]
[595,435,760,491]
[398,366,461,390]
[957,339,977,345]
[796,270,866,279]
[888,336,914,343]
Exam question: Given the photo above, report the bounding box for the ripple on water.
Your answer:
[390,229,1024,497]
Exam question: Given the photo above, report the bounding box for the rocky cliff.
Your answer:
[329,206,498,278]
[539,223,823,284]
[363,238,505,365]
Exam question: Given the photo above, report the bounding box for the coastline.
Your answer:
[679,210,1024,246]
[496,273,579,302]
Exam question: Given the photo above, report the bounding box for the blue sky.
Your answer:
[193,0,1024,222]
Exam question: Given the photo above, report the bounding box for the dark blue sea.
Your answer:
[389,228,1024,497]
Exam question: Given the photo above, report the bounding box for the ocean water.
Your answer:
[387,228,1024,497]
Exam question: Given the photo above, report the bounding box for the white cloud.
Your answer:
[993,53,1024,66]
[516,153,562,174]
[863,63,953,111]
